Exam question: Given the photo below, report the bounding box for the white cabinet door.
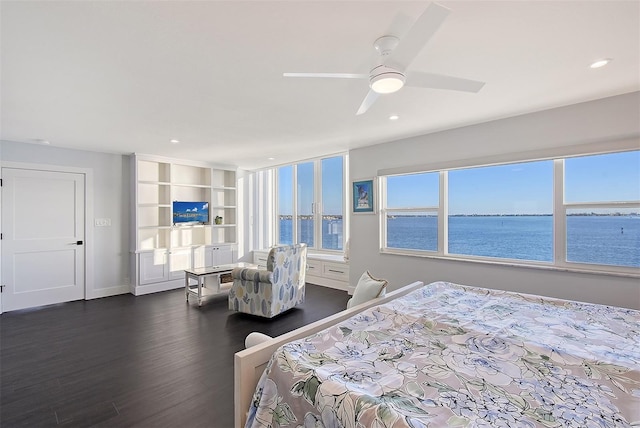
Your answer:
[139,250,169,285]
[212,245,234,266]
[169,248,193,280]
[193,246,214,269]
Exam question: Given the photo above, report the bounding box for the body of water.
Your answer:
[280,216,640,268]
[279,219,343,250]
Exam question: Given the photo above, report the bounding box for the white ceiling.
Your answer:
[2,1,638,170]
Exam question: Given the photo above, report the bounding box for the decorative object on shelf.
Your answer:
[215,215,223,225]
[352,178,376,214]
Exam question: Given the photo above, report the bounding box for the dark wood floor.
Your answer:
[0,284,349,427]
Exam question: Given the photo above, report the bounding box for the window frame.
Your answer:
[381,150,640,277]
[380,171,443,254]
[274,153,348,253]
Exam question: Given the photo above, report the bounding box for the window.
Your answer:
[448,161,553,262]
[276,155,346,251]
[297,162,315,247]
[322,157,344,250]
[383,172,439,251]
[277,165,293,245]
[382,150,639,273]
[564,151,640,268]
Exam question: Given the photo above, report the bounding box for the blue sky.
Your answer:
[389,151,639,215]
[279,151,639,216]
[278,156,344,215]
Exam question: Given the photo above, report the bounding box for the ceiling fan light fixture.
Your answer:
[590,58,612,69]
[370,72,405,94]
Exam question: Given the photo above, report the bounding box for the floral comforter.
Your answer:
[246,281,640,428]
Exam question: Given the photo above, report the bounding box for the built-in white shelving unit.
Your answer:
[131,154,237,295]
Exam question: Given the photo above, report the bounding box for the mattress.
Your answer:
[245,281,640,427]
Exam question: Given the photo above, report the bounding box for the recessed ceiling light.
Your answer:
[268,157,275,160]
[170,139,180,144]
[389,115,399,121]
[590,58,612,69]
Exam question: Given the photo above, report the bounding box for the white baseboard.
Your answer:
[306,276,348,292]
[133,279,183,296]
[86,285,130,300]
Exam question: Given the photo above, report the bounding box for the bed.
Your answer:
[234,281,640,427]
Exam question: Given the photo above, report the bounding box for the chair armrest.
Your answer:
[231,267,273,283]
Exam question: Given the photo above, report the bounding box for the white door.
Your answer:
[1,168,85,311]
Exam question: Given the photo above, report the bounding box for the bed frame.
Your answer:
[234,280,425,427]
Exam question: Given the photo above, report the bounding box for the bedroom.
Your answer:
[1,0,639,426]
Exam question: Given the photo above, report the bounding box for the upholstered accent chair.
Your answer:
[228,244,308,318]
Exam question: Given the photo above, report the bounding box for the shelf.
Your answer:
[172,183,211,188]
[135,248,169,254]
[133,154,237,287]
[172,164,211,187]
[138,180,171,186]
[139,203,171,208]
[211,170,236,188]
[138,160,170,182]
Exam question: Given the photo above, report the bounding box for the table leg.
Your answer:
[185,273,190,303]
[198,277,203,306]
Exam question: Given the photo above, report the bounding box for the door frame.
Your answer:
[0,161,94,314]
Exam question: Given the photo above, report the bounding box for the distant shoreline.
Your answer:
[278,213,638,220]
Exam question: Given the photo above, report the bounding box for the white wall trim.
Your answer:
[133,279,184,296]
[132,152,237,171]
[1,161,95,302]
[87,285,130,299]
[377,136,639,177]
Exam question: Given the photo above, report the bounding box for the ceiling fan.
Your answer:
[283,2,485,115]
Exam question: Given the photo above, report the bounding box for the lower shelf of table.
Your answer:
[187,282,232,296]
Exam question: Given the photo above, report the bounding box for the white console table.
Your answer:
[184,262,256,306]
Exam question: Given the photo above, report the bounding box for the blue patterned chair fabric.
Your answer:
[228,244,308,318]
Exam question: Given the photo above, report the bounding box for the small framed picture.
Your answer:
[352,178,376,214]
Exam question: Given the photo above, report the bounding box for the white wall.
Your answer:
[349,92,640,309]
[1,140,131,298]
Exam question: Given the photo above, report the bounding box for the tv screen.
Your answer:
[173,201,209,225]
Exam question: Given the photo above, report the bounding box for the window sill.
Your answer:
[380,248,640,279]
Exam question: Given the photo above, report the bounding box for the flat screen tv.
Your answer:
[173,201,209,225]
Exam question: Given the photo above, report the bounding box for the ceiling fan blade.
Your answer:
[356,90,380,115]
[283,72,368,79]
[405,71,485,93]
[385,3,451,70]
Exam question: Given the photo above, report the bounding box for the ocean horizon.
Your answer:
[278,215,639,268]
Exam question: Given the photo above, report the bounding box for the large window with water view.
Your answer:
[384,172,439,251]
[383,149,640,271]
[296,162,315,247]
[448,160,553,261]
[321,157,344,250]
[276,155,345,251]
[277,165,294,245]
[564,151,640,268]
